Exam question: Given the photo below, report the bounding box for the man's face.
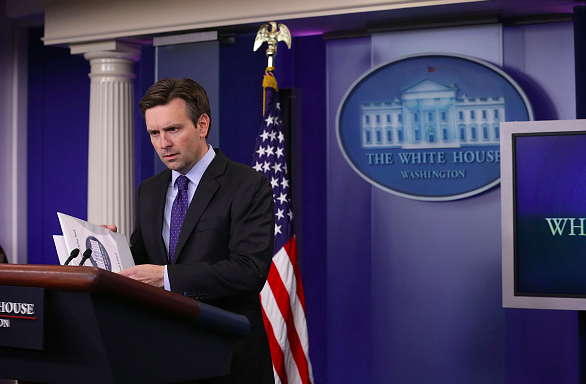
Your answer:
[145,98,210,175]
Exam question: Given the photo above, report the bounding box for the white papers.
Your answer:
[55,212,135,272]
[53,235,70,264]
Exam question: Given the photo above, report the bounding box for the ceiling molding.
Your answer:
[41,0,488,45]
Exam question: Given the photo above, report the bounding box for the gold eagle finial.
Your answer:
[253,22,292,68]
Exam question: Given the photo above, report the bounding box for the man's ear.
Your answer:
[197,114,210,138]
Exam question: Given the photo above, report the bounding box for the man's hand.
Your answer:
[119,265,165,288]
[100,224,118,232]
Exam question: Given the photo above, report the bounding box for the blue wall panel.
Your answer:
[502,21,579,384]
[368,25,505,384]
[135,44,156,185]
[27,28,90,265]
[326,36,374,383]
[292,35,328,384]
[219,32,267,165]
[155,40,220,174]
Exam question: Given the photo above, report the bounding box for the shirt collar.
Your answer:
[171,144,216,187]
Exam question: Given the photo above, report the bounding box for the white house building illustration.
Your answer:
[361,78,505,149]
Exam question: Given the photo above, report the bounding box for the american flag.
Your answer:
[253,68,314,384]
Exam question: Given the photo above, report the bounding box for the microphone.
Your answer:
[79,249,92,266]
[64,248,80,265]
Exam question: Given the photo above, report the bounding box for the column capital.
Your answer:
[70,39,141,62]
[79,41,140,80]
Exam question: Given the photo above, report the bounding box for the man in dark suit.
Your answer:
[119,78,275,383]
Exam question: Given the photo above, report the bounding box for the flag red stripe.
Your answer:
[283,237,307,310]
[261,299,289,384]
[267,242,312,384]
[267,271,310,384]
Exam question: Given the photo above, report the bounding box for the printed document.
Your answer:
[54,212,135,272]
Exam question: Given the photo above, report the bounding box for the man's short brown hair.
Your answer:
[139,78,212,136]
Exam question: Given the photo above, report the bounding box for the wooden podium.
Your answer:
[0,264,249,384]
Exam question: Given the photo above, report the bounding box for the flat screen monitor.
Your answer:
[502,119,586,310]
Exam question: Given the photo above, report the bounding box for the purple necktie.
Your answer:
[169,175,189,262]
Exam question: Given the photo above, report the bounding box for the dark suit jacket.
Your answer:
[0,245,7,263]
[130,149,275,383]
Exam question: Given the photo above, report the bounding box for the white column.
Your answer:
[79,44,139,238]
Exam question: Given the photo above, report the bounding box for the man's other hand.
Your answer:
[119,264,164,288]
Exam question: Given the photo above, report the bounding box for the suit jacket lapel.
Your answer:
[172,150,228,264]
[150,170,172,264]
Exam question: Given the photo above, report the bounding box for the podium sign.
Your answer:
[0,286,44,350]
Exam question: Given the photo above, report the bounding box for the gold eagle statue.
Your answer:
[253,22,291,67]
